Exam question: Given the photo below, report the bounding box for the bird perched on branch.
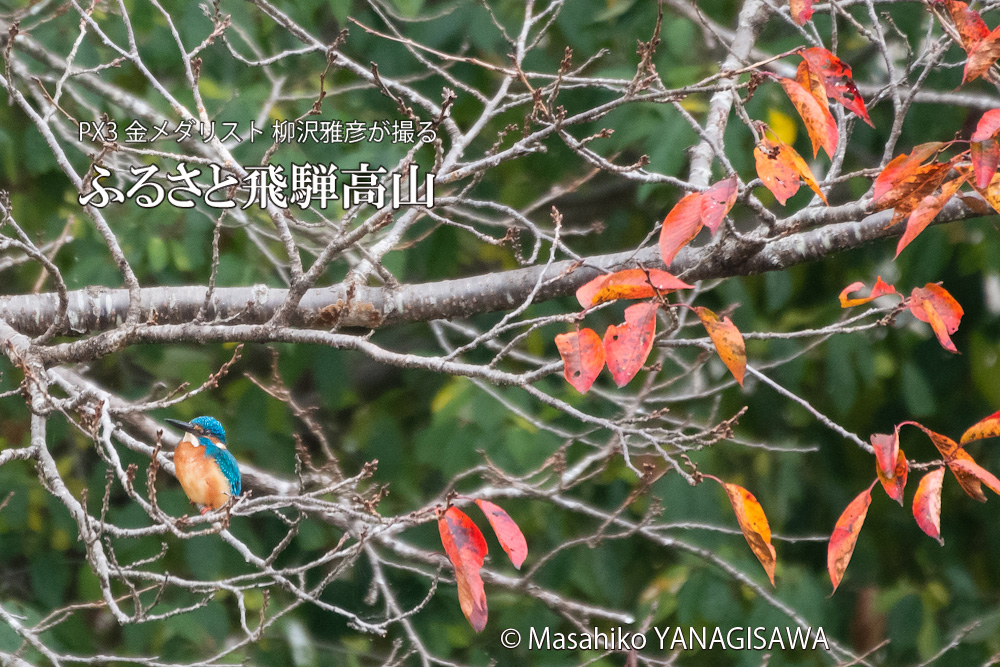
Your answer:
[166,416,241,515]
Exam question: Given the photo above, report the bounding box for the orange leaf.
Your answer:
[438,506,488,632]
[783,142,828,204]
[659,192,703,267]
[799,47,873,127]
[604,302,658,387]
[700,175,739,234]
[555,329,605,394]
[754,136,827,205]
[828,481,876,594]
[876,448,908,506]
[908,283,964,353]
[947,449,988,502]
[940,0,989,54]
[707,477,776,585]
[838,276,897,308]
[693,306,746,386]
[960,409,1000,445]
[971,140,999,189]
[948,455,1000,497]
[971,108,1000,141]
[576,269,694,308]
[895,174,967,257]
[964,25,1000,83]
[795,61,829,110]
[912,467,945,545]
[778,77,838,159]
[790,0,813,25]
[475,499,528,569]
[872,142,945,205]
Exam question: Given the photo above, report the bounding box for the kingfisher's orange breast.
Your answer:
[174,436,232,510]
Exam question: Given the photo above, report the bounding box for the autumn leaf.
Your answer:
[913,468,945,545]
[799,47,873,127]
[870,432,900,481]
[604,302,658,387]
[871,142,945,206]
[964,25,1000,83]
[948,455,1000,497]
[796,61,828,110]
[659,192,703,267]
[960,409,1000,445]
[692,306,746,386]
[973,168,1000,214]
[700,175,739,234]
[838,277,897,308]
[555,329,605,393]
[438,505,489,632]
[576,269,693,308]
[875,448,908,506]
[970,140,999,189]
[709,476,777,585]
[828,481,876,594]
[754,135,827,205]
[475,499,528,569]
[895,174,967,257]
[971,108,1000,142]
[778,77,838,159]
[947,449,988,502]
[907,283,964,353]
[939,0,989,54]
[790,0,813,26]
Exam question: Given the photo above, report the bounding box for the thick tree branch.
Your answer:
[0,199,980,337]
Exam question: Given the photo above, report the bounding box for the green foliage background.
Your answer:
[1,0,999,665]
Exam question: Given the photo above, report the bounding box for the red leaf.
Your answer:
[960,409,1000,445]
[659,192,703,267]
[714,479,777,585]
[576,269,693,308]
[908,283,964,353]
[828,481,876,594]
[754,135,827,205]
[700,175,739,235]
[913,468,945,545]
[799,47,873,127]
[438,506,488,632]
[964,25,1000,83]
[971,109,1000,142]
[790,0,813,25]
[895,175,967,257]
[692,306,746,386]
[971,140,1000,189]
[838,276,897,308]
[778,77,838,159]
[555,329,605,393]
[475,500,528,569]
[604,302,658,387]
[872,142,945,205]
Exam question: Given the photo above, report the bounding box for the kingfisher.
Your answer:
[165,416,241,514]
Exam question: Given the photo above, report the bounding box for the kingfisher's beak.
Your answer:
[165,418,196,434]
